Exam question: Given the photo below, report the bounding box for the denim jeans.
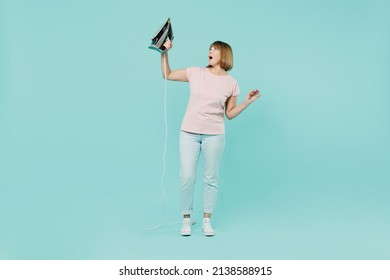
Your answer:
[179,130,225,215]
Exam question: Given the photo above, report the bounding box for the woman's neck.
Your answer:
[208,65,227,76]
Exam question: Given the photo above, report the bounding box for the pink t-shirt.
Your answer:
[181,67,240,134]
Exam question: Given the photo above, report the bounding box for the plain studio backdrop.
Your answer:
[0,0,389,259]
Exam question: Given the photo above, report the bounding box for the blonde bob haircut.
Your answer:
[208,41,233,71]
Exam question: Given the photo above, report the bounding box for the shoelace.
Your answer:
[203,221,213,230]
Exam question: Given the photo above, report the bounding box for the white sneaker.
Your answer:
[180,218,192,236]
[202,218,215,236]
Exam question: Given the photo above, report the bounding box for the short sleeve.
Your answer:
[232,81,240,96]
[186,67,199,82]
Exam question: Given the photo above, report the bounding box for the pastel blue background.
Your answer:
[1,0,389,260]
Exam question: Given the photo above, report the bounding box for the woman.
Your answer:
[161,40,260,236]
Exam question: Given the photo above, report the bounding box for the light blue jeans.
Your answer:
[179,130,225,215]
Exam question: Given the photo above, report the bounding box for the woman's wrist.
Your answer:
[242,100,250,108]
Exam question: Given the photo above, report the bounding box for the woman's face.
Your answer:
[208,46,221,67]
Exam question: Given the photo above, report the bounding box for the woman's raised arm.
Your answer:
[161,40,188,82]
